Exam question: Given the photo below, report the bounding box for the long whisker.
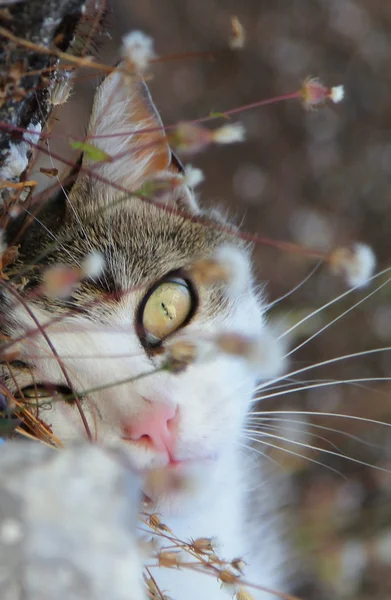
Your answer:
[278,265,391,342]
[23,207,82,268]
[235,442,288,488]
[245,423,344,454]
[250,410,391,429]
[254,349,391,394]
[249,375,387,404]
[244,430,391,474]
[286,271,391,358]
[247,416,387,451]
[254,375,391,401]
[266,261,322,309]
[241,434,346,477]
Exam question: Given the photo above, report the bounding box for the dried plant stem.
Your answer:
[0,25,119,76]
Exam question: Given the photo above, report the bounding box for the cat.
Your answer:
[0,65,289,599]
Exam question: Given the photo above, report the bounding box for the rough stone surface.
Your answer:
[0,442,145,600]
[0,0,88,200]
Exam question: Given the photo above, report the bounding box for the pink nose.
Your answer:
[122,403,177,455]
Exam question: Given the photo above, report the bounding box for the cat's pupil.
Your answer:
[161,302,172,320]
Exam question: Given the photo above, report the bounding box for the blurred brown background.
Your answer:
[40,1,391,598]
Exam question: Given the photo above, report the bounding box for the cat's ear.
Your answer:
[82,65,199,212]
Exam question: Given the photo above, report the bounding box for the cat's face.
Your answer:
[1,68,271,514]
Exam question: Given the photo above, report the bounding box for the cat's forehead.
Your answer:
[74,197,238,290]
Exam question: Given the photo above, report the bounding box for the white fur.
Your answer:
[85,70,166,191]
[11,285,284,598]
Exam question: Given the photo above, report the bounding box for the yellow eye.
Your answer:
[18,385,72,403]
[20,385,54,400]
[141,278,195,345]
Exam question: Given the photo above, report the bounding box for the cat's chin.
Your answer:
[141,459,218,517]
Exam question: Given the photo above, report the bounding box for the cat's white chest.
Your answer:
[142,460,279,600]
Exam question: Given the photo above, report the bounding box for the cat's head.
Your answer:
[1,67,282,514]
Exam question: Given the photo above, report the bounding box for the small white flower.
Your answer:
[330,85,345,103]
[215,328,286,379]
[121,31,155,71]
[82,251,105,279]
[213,123,246,144]
[212,244,251,298]
[229,16,246,50]
[242,328,287,379]
[330,243,376,288]
[183,165,204,188]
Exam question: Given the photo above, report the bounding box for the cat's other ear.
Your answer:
[82,65,199,212]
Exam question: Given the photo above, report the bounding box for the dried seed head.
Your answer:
[212,245,251,298]
[189,257,231,288]
[189,245,250,298]
[212,123,246,144]
[40,167,59,178]
[81,250,105,279]
[148,513,163,529]
[229,16,246,49]
[215,329,286,379]
[171,123,213,154]
[183,164,204,188]
[192,537,217,554]
[121,30,155,71]
[329,243,376,288]
[301,77,345,110]
[236,587,256,600]
[172,122,245,154]
[164,339,199,373]
[218,569,239,585]
[158,551,182,568]
[231,558,246,574]
[42,265,80,298]
[143,572,162,597]
[146,466,194,499]
[50,70,74,106]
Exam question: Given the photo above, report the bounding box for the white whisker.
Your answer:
[266,261,322,309]
[245,423,344,454]
[286,269,391,358]
[244,431,391,474]
[278,264,391,342]
[23,208,82,268]
[254,349,391,395]
[247,415,387,451]
[242,434,346,477]
[250,409,391,430]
